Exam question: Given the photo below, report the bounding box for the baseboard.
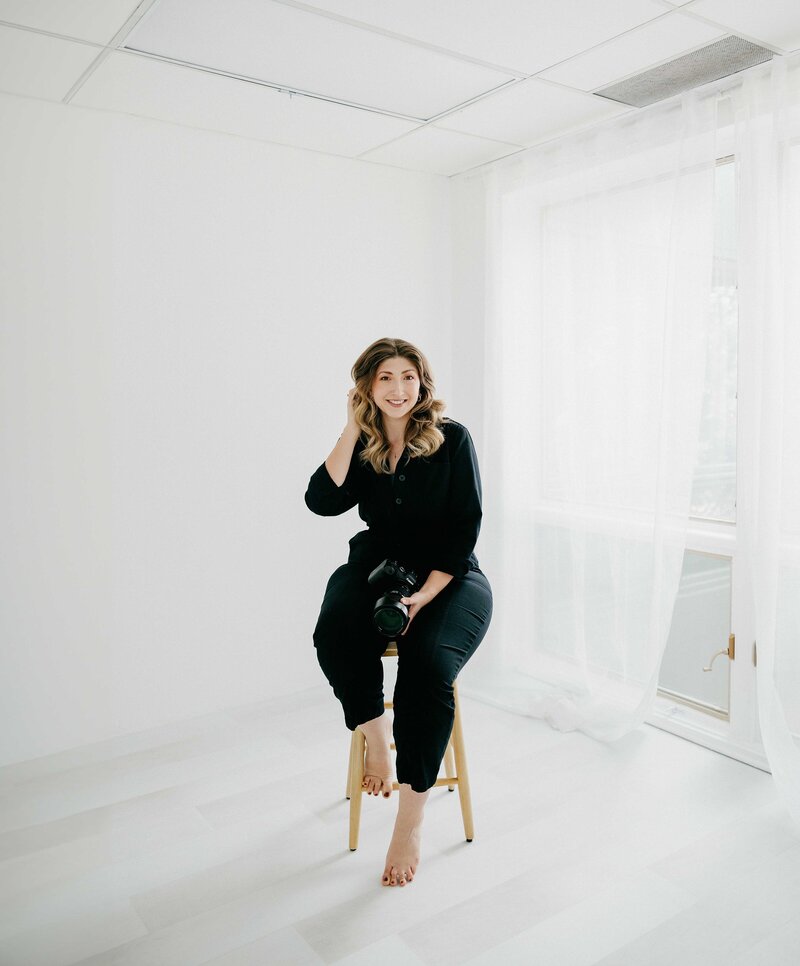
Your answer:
[646,706,771,773]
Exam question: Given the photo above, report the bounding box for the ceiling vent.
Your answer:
[595,35,775,108]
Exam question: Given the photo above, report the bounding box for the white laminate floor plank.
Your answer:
[322,935,427,965]
[728,914,800,966]
[198,925,325,965]
[462,868,696,966]
[0,687,796,966]
[0,898,148,966]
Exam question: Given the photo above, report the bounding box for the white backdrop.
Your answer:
[0,92,452,766]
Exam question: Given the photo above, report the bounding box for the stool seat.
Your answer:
[345,640,474,851]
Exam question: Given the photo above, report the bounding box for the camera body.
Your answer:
[367,558,419,637]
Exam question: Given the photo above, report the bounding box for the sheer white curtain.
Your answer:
[733,55,800,827]
[464,90,719,741]
[460,53,800,828]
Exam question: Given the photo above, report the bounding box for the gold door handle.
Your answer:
[703,633,735,672]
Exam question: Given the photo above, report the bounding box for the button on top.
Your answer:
[395,497,402,505]
[398,474,405,481]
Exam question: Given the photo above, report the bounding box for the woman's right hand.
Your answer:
[326,388,362,485]
[346,387,360,430]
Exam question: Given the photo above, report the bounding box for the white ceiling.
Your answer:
[1,0,798,177]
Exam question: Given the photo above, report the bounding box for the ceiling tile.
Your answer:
[689,0,800,52]
[539,11,726,91]
[436,78,630,147]
[298,0,668,74]
[359,125,521,176]
[0,24,99,100]
[71,51,421,158]
[0,0,141,45]
[124,0,514,120]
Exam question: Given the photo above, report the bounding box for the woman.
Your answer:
[304,337,493,888]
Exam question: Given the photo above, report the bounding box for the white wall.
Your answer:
[0,92,453,767]
[449,173,487,453]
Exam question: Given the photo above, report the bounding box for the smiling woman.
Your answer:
[348,338,447,475]
[304,337,493,888]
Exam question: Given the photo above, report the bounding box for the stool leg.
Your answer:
[444,740,456,792]
[349,728,366,851]
[346,731,355,800]
[451,682,474,842]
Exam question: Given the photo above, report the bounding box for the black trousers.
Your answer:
[313,561,493,793]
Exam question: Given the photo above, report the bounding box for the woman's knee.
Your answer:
[398,608,491,691]
[394,642,458,711]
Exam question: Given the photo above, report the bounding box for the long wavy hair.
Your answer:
[351,338,446,474]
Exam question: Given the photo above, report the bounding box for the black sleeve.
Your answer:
[431,424,483,578]
[304,445,361,517]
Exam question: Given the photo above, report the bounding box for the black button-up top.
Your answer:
[304,418,483,579]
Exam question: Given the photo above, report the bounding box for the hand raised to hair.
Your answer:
[346,387,360,430]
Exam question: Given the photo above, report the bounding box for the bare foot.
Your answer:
[382,784,430,887]
[357,713,394,798]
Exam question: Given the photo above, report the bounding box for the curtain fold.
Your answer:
[459,52,800,829]
[733,56,800,828]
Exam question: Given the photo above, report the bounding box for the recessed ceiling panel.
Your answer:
[298,0,668,74]
[689,0,800,52]
[0,24,99,100]
[540,11,726,91]
[437,78,630,148]
[124,0,514,120]
[72,52,421,158]
[360,125,521,177]
[0,0,141,44]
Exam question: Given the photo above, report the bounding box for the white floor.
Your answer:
[1,685,799,965]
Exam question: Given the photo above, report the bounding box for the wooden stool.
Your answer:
[345,641,474,851]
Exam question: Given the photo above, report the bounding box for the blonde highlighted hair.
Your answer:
[351,338,446,474]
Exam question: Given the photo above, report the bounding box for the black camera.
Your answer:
[367,558,419,637]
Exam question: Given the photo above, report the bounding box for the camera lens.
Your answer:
[375,604,406,636]
[369,560,416,637]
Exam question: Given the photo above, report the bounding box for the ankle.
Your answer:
[395,785,429,823]
[357,712,388,743]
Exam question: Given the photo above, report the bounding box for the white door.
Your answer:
[648,158,766,771]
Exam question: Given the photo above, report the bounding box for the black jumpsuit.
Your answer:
[304,418,493,793]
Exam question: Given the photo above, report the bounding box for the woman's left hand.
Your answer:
[399,591,434,635]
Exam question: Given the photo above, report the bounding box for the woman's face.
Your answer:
[370,356,420,427]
